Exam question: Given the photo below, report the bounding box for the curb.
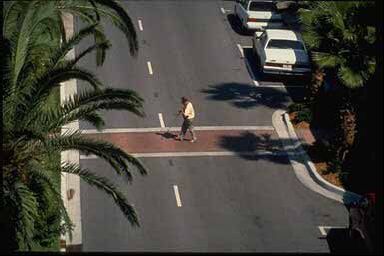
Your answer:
[272,109,362,204]
[60,12,82,250]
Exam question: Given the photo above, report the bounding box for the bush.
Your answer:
[326,158,343,174]
[296,108,313,123]
[288,102,308,113]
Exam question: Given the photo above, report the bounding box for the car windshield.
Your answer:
[249,1,276,11]
[266,39,305,50]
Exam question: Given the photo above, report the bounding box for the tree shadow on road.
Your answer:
[218,131,291,165]
[201,82,293,109]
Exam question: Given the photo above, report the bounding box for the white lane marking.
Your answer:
[237,44,244,58]
[220,7,226,14]
[242,46,253,48]
[318,226,348,236]
[80,150,285,159]
[158,113,165,128]
[138,19,143,31]
[244,56,259,86]
[173,185,182,207]
[81,126,275,134]
[147,61,153,75]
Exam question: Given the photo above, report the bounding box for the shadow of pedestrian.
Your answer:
[155,131,178,140]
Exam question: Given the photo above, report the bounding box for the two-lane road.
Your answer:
[75,0,348,252]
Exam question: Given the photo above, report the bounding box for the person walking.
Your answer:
[176,96,197,142]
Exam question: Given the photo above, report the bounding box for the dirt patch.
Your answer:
[289,112,343,188]
[314,162,344,188]
[289,112,310,129]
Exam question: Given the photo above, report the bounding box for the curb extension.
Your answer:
[272,109,362,204]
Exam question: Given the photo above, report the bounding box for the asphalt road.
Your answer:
[76,0,349,252]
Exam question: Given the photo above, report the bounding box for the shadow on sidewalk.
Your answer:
[155,131,178,140]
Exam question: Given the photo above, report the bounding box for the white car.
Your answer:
[252,29,311,76]
[234,0,284,31]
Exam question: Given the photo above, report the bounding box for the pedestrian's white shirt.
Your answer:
[183,102,195,119]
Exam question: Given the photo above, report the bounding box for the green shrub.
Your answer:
[288,102,308,113]
[296,108,313,123]
[326,158,343,174]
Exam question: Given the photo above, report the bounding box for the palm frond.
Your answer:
[312,51,341,69]
[25,87,144,132]
[50,23,100,67]
[338,65,365,88]
[27,166,74,240]
[57,0,138,56]
[61,162,140,227]
[44,130,147,181]
[9,182,39,250]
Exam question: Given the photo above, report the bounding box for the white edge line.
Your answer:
[158,113,165,128]
[220,7,226,14]
[173,185,182,207]
[138,19,143,31]
[81,126,275,134]
[147,61,153,75]
[318,226,348,236]
[236,44,244,58]
[244,57,259,86]
[80,150,285,159]
[318,226,327,236]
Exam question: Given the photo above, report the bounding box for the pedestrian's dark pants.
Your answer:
[179,118,196,141]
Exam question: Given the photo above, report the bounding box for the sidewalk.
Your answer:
[291,123,342,187]
[272,110,362,204]
[83,129,282,154]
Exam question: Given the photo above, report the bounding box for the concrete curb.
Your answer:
[272,109,362,204]
[60,13,82,251]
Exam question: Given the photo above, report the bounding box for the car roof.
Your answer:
[265,29,302,41]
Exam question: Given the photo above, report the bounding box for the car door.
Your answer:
[235,0,249,25]
[255,31,267,62]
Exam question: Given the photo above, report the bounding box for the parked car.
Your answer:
[234,0,284,31]
[348,193,376,253]
[252,29,311,76]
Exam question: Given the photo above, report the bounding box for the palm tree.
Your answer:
[2,3,147,251]
[299,1,376,88]
[3,0,138,88]
[297,1,376,174]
